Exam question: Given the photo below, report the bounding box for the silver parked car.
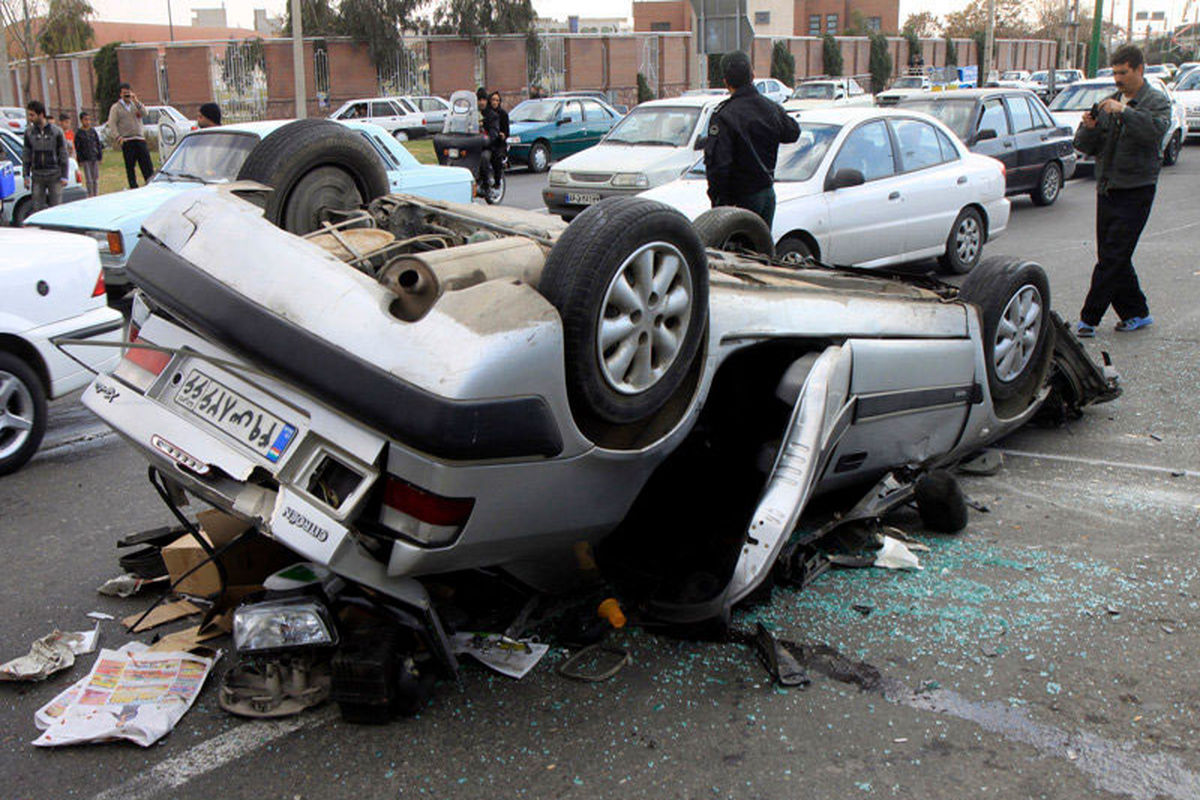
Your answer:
[407,95,451,135]
[81,177,1116,703]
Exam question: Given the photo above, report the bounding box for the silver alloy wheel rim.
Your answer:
[993,284,1043,382]
[597,241,693,394]
[955,215,980,264]
[1043,165,1060,200]
[0,370,35,460]
[532,145,548,172]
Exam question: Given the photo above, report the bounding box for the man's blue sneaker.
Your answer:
[1114,315,1154,332]
[1076,321,1096,338]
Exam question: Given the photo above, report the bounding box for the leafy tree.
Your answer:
[425,0,535,38]
[822,34,843,76]
[707,52,724,87]
[943,0,1030,38]
[37,0,93,56]
[282,0,338,36]
[844,10,866,35]
[770,40,794,86]
[902,26,920,54]
[636,71,655,103]
[0,0,45,100]
[945,35,958,68]
[338,0,422,68]
[903,11,940,37]
[868,31,892,92]
[93,41,121,119]
[971,30,988,70]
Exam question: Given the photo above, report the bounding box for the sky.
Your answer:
[87,0,1190,35]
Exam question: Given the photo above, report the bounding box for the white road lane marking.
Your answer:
[89,707,338,800]
[998,448,1200,480]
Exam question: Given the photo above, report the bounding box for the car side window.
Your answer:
[848,79,865,95]
[361,132,400,169]
[977,99,1010,136]
[891,118,945,172]
[935,128,960,161]
[144,109,160,125]
[345,102,369,119]
[830,120,896,182]
[398,98,418,114]
[1029,98,1055,128]
[371,101,393,118]
[0,138,18,163]
[1006,96,1036,132]
[564,101,582,122]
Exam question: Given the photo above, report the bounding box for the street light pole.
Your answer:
[291,0,306,118]
[167,0,174,41]
[983,0,995,84]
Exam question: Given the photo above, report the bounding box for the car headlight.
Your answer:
[612,172,649,188]
[549,169,568,186]
[508,135,521,144]
[232,597,338,654]
[82,229,124,256]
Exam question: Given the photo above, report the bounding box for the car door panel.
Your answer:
[972,98,1018,189]
[822,120,907,265]
[1005,95,1043,189]
[557,101,587,154]
[888,118,961,256]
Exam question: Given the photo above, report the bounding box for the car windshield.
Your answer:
[1178,71,1200,90]
[896,98,975,140]
[1031,71,1048,82]
[1145,65,1167,74]
[3,108,24,119]
[892,77,924,88]
[153,132,258,184]
[605,106,700,146]
[1048,84,1116,111]
[686,123,838,182]
[1001,72,1025,80]
[511,100,561,122]
[793,83,834,99]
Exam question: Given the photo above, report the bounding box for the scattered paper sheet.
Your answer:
[451,632,550,679]
[873,536,924,571]
[123,600,202,633]
[1,627,101,682]
[35,643,149,730]
[86,612,114,621]
[33,646,215,747]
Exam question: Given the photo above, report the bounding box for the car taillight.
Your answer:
[107,231,124,255]
[91,269,105,297]
[76,171,83,184]
[113,331,171,391]
[7,120,18,128]
[381,477,473,545]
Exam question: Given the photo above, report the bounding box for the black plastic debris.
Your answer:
[913,470,969,533]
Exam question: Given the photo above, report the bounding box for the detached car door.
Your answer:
[822,119,909,265]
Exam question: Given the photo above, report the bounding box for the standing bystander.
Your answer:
[21,100,68,212]
[74,111,102,198]
[703,52,800,227]
[197,102,222,128]
[1073,44,1170,336]
[58,113,76,158]
[107,82,154,189]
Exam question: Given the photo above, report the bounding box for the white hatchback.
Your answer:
[640,106,1009,273]
[329,97,427,140]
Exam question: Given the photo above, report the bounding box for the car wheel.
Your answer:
[0,352,47,476]
[540,196,708,428]
[236,119,389,235]
[775,236,813,266]
[11,197,30,227]
[529,141,551,173]
[958,256,1054,415]
[394,130,409,142]
[1162,131,1181,166]
[1030,161,1062,207]
[691,207,774,258]
[938,207,984,274]
[482,175,505,205]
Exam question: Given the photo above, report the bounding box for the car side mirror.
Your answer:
[975,127,998,142]
[694,136,708,150]
[558,116,573,125]
[826,168,865,190]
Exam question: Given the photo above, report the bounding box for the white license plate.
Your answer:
[173,369,298,463]
[567,192,601,205]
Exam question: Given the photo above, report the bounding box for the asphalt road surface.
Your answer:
[3,145,1200,800]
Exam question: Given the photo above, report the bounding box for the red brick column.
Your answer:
[428,39,476,98]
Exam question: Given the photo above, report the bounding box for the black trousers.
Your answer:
[121,139,154,188]
[711,186,777,228]
[1080,185,1154,326]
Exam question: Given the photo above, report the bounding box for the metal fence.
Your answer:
[527,35,566,95]
[211,40,268,122]
[314,45,331,110]
[638,34,659,91]
[378,39,429,97]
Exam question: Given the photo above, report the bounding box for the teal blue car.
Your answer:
[506,96,622,173]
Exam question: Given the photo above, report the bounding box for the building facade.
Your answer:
[633,0,898,37]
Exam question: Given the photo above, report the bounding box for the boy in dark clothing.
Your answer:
[21,100,69,212]
[74,111,103,197]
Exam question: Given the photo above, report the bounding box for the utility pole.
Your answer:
[167,0,175,41]
[1088,0,1104,75]
[291,0,306,118]
[984,0,996,83]
[1127,0,1134,42]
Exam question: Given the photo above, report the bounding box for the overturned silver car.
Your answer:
[81,167,1116,703]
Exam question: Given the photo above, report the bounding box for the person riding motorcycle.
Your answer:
[483,91,509,189]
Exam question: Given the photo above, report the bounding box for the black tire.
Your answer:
[528,141,551,173]
[540,196,708,427]
[236,119,389,235]
[1162,131,1181,166]
[0,352,47,476]
[11,197,30,226]
[914,470,968,533]
[938,207,985,274]
[692,207,774,258]
[1030,161,1062,207]
[776,236,813,265]
[959,256,1054,414]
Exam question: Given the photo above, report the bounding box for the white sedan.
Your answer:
[0,228,123,474]
[784,78,873,111]
[328,97,427,140]
[640,106,1009,273]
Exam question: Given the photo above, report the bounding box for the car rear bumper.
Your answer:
[28,305,123,398]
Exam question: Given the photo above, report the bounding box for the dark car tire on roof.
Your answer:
[692,207,775,259]
[959,256,1054,417]
[1029,161,1062,207]
[540,196,709,431]
[236,119,389,235]
[0,352,47,476]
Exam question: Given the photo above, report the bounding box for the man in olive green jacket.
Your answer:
[1072,44,1170,336]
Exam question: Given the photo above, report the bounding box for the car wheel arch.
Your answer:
[778,229,820,260]
[11,197,30,226]
[0,334,49,396]
[964,203,990,243]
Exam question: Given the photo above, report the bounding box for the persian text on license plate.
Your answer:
[173,369,298,463]
[567,192,601,205]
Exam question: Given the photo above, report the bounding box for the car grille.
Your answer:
[570,172,613,183]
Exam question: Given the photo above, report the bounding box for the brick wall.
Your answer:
[428,39,475,98]
[566,38,603,90]
[605,36,638,90]
[485,38,527,96]
[326,40,377,102]
[262,39,318,118]
[163,45,214,119]
[117,48,162,106]
[633,0,691,31]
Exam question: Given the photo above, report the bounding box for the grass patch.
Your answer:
[95,147,163,195]
[402,138,437,165]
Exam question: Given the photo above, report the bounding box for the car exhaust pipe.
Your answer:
[379,236,547,321]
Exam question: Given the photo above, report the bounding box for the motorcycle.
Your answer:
[432,90,505,205]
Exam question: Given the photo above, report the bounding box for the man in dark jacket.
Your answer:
[1073,44,1170,336]
[74,111,103,198]
[21,100,69,212]
[703,51,800,227]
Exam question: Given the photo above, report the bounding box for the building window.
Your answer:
[867,16,881,31]
[808,14,821,35]
[754,10,771,25]
[650,21,672,30]
[826,13,838,34]
[1135,11,1148,19]
[1150,11,1165,19]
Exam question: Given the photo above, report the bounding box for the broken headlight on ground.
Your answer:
[233,597,339,654]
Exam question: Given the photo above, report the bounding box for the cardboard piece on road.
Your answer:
[161,509,298,598]
[148,625,223,654]
[123,599,202,633]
